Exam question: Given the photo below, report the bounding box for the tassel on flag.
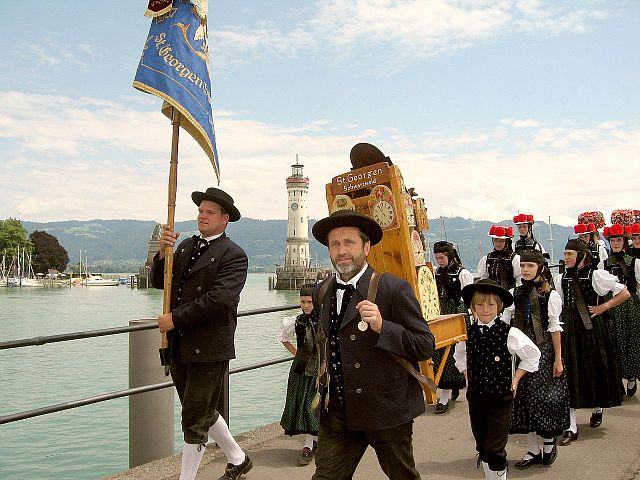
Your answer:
[144,0,174,18]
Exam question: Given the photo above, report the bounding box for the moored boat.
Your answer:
[82,274,119,286]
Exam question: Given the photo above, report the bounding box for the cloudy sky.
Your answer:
[1,1,638,227]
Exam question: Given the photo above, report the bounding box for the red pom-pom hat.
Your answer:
[603,224,627,239]
[488,225,514,239]
[513,213,534,225]
[574,222,596,234]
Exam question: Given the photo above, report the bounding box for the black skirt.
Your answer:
[510,332,569,437]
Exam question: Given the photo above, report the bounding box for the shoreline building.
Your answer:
[275,158,326,290]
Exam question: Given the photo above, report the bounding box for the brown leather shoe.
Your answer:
[559,430,578,446]
[298,447,314,466]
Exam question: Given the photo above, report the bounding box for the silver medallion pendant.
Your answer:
[358,320,369,331]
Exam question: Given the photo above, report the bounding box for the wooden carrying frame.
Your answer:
[325,160,468,404]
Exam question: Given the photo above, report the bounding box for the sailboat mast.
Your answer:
[548,216,555,264]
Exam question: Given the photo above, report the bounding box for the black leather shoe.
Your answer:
[218,455,253,480]
[435,402,449,414]
[628,381,637,397]
[451,388,460,401]
[559,430,578,446]
[542,438,558,465]
[514,452,542,469]
[590,411,603,427]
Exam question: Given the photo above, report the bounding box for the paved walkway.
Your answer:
[104,393,640,480]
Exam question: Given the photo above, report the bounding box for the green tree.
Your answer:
[29,230,69,273]
[0,218,32,259]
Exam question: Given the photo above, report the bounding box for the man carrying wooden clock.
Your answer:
[310,209,435,480]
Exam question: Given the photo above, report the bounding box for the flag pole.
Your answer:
[159,107,181,371]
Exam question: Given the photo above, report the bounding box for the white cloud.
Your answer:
[0,91,638,228]
[209,0,609,69]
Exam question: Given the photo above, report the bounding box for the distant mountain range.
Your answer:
[21,217,575,273]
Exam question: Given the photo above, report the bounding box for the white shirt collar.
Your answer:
[201,232,223,242]
[476,317,498,329]
[336,262,369,289]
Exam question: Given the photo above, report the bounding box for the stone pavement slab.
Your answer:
[104,394,640,480]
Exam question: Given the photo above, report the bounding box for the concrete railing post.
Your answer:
[129,320,174,468]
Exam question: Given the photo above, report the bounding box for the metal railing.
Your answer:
[0,304,299,426]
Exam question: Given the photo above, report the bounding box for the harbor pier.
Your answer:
[103,394,640,480]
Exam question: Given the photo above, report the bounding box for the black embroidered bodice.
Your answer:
[435,265,463,304]
[467,319,512,396]
[487,251,517,290]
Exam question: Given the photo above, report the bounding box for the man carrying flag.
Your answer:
[133,2,252,479]
[152,188,252,480]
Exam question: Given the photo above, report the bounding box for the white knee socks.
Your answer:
[569,408,577,433]
[439,389,451,405]
[482,461,507,480]
[208,416,245,466]
[180,442,205,480]
[524,432,541,457]
[303,434,317,450]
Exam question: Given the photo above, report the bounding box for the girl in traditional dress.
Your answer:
[574,222,608,269]
[513,213,547,255]
[278,284,319,466]
[477,225,522,290]
[629,224,640,259]
[502,250,568,468]
[555,239,630,446]
[432,241,474,413]
[603,224,640,397]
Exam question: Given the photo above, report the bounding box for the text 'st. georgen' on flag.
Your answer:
[133,0,220,181]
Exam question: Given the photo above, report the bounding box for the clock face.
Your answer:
[291,203,298,210]
[372,200,395,228]
[418,266,440,321]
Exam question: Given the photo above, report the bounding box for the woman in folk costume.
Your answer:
[629,224,640,259]
[574,222,608,270]
[502,250,568,468]
[555,239,630,446]
[603,224,640,397]
[278,284,319,466]
[477,225,522,290]
[432,241,474,413]
[513,214,546,255]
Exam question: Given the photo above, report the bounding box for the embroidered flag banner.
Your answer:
[133,0,220,180]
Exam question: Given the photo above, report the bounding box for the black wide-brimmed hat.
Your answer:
[191,187,241,222]
[461,279,513,309]
[350,142,393,170]
[312,209,383,246]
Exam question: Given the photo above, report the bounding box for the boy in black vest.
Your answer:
[454,280,540,480]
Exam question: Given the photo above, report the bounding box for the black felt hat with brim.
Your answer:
[312,209,383,247]
[461,279,513,309]
[191,187,241,222]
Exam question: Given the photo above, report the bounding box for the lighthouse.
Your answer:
[285,159,310,268]
[274,156,327,290]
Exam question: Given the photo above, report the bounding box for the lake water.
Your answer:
[0,273,300,480]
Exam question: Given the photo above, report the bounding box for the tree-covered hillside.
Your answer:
[19,217,574,273]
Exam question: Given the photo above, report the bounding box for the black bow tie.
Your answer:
[336,283,355,291]
[478,324,489,333]
[193,235,209,246]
